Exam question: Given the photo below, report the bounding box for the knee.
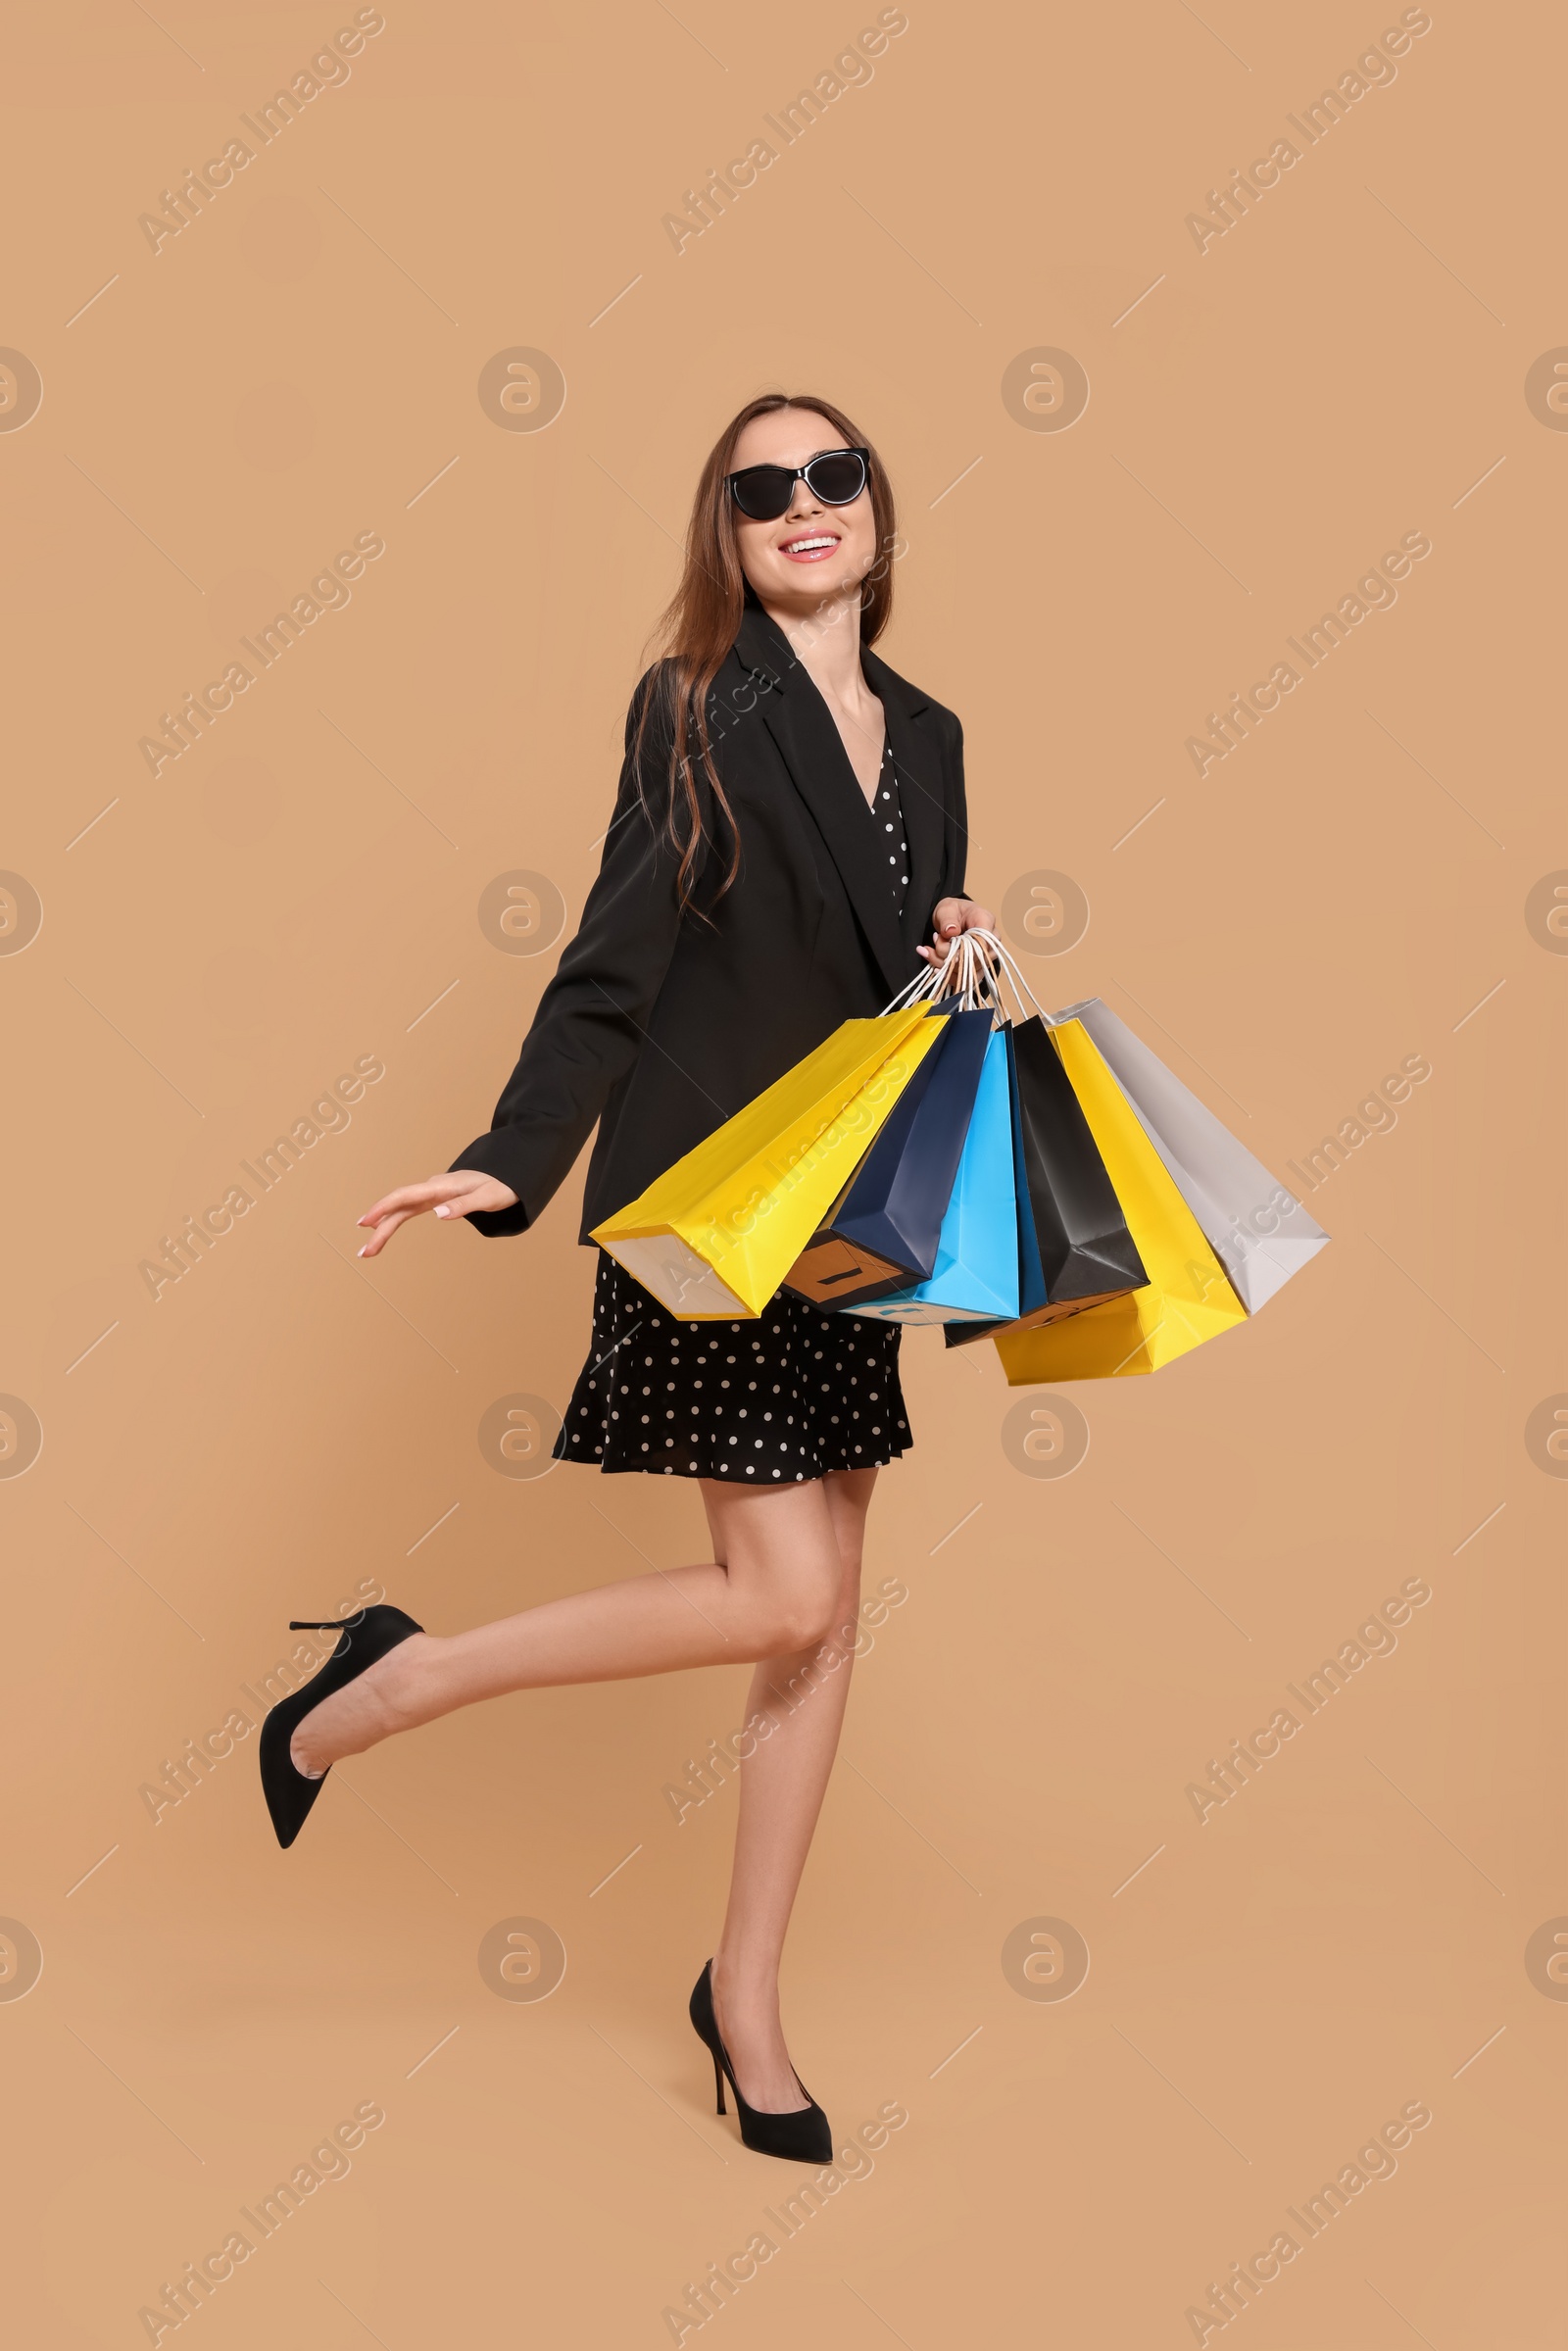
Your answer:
[752,1576,842,1658]
[783,1598,842,1654]
[786,1549,864,1654]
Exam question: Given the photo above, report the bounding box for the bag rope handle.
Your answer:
[945,927,1058,1024]
[888,926,1096,1027]
[884,928,1034,1019]
[881,930,1003,1017]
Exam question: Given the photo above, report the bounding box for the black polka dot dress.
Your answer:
[554,1253,913,1480]
[876,741,910,900]
[552,727,916,1484]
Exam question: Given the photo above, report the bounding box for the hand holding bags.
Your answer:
[590,1002,944,1317]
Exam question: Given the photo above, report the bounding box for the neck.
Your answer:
[760,589,866,701]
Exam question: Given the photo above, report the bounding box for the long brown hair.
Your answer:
[634,392,899,911]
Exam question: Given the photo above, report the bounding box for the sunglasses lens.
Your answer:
[805,452,866,505]
[730,467,795,520]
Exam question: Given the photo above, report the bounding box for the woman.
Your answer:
[260,392,992,2161]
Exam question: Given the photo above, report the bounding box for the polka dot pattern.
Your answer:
[876,741,910,899]
[553,1251,913,1482]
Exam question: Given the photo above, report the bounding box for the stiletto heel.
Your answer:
[258,1605,423,1849]
[689,1960,832,2164]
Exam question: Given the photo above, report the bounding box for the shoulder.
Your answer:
[615,661,722,857]
[921,689,964,756]
[624,653,757,750]
[623,658,678,749]
[863,644,964,753]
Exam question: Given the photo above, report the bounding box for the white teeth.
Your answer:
[784,536,836,553]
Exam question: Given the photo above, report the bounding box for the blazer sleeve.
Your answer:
[449,670,700,1237]
[937,711,968,908]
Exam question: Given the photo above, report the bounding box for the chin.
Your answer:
[773,565,855,600]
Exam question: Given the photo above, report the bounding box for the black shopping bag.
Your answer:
[945,1013,1148,1347]
[784,1007,993,1309]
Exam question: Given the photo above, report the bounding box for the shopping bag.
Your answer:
[1053,997,1328,1311]
[849,1024,1021,1324]
[945,1011,1149,1347]
[995,1016,1248,1381]
[783,1005,993,1309]
[1004,1021,1050,1320]
[591,1003,944,1318]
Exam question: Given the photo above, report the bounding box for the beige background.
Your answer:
[3,1,1563,2342]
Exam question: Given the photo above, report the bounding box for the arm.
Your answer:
[358,671,701,1255]
[450,674,697,1235]
[917,712,991,965]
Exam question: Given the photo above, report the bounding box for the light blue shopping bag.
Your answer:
[843,1025,1020,1324]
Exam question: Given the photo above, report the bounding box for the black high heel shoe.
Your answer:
[689,1960,833,2165]
[258,1605,423,1848]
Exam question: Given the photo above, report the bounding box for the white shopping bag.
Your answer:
[1051,997,1329,1313]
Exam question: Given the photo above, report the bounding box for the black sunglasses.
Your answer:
[724,446,870,522]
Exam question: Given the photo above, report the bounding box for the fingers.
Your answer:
[358,1175,468,1228]
[356,1170,518,1255]
[358,1207,416,1259]
[930,898,995,947]
[356,1174,467,1259]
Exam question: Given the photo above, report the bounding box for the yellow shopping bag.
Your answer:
[592,1004,945,1318]
[995,1019,1247,1381]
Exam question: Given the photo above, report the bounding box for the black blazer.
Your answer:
[451,603,968,1241]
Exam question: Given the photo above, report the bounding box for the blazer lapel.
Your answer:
[864,647,945,956]
[732,606,909,1001]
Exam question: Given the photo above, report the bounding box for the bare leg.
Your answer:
[290,1469,879,2120]
[290,1476,849,1777]
[709,1468,873,2112]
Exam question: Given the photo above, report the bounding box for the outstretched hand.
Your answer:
[356,1170,518,1257]
[917,896,995,967]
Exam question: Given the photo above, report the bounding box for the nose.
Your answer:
[783,475,822,523]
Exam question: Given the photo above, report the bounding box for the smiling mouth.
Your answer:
[778,533,841,561]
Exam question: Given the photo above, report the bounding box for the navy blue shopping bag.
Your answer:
[849,1024,1022,1324]
[783,1006,993,1309]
